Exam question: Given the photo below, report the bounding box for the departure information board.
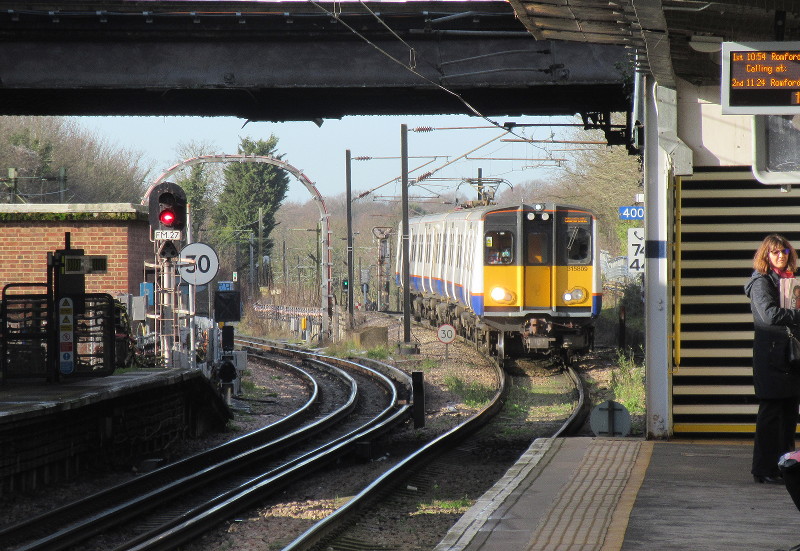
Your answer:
[722,41,800,114]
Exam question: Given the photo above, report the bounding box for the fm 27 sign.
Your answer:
[627,228,644,273]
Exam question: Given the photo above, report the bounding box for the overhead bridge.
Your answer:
[0,1,629,122]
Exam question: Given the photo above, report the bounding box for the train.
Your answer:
[395,202,601,364]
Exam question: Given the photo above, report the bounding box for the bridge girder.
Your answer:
[0,2,629,121]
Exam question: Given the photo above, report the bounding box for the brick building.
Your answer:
[0,204,151,297]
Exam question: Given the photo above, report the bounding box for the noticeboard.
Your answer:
[722,41,800,115]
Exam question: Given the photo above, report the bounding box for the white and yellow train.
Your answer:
[395,202,601,363]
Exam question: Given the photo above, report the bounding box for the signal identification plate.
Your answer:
[154,230,182,241]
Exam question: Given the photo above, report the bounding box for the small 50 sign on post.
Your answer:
[178,243,220,286]
[437,323,456,359]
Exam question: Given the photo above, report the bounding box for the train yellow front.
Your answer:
[395,202,600,363]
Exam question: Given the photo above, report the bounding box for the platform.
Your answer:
[0,368,230,494]
[436,437,800,551]
[0,368,203,421]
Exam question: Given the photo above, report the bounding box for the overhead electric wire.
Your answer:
[305,0,573,200]
[307,0,539,148]
[358,131,510,201]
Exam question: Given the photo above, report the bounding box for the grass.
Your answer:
[323,340,358,358]
[322,341,395,361]
[502,374,576,425]
[365,345,391,360]
[414,496,474,515]
[611,349,646,414]
[418,358,439,372]
[442,375,495,407]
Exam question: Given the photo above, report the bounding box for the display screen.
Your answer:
[722,42,800,114]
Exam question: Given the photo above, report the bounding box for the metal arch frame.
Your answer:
[144,154,333,340]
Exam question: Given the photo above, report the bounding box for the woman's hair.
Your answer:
[753,233,798,273]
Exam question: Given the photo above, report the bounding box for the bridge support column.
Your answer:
[644,80,692,439]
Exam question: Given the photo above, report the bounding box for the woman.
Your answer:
[745,234,800,484]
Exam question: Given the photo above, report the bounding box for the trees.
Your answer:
[212,136,290,285]
[548,142,641,253]
[498,123,642,254]
[0,117,150,203]
[172,140,221,240]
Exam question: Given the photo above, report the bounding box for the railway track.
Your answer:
[1,325,589,551]
[281,347,588,550]
[0,340,413,551]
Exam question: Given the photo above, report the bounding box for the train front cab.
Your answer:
[482,204,598,359]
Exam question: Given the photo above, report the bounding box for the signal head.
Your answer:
[147,182,187,232]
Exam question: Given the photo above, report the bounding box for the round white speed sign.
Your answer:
[437,324,456,344]
[178,242,220,286]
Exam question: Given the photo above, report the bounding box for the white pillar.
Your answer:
[644,80,692,438]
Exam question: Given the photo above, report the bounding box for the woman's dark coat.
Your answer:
[745,270,800,398]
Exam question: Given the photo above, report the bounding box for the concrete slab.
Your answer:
[437,437,800,551]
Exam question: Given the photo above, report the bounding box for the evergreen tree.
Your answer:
[213,136,289,280]
[173,140,220,240]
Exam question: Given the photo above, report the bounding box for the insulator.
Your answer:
[353,156,371,161]
[412,126,434,132]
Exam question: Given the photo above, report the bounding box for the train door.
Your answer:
[523,209,553,309]
[444,223,455,300]
[422,225,432,294]
[454,223,466,305]
[464,222,480,313]
[554,209,593,310]
[410,229,419,292]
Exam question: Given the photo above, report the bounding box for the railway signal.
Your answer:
[147,182,186,259]
[148,181,187,236]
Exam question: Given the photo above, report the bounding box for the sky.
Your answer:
[77,113,581,205]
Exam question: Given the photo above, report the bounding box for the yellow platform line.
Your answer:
[600,440,654,551]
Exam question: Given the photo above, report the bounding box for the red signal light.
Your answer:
[159,209,176,226]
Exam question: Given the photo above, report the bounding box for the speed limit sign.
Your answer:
[178,243,220,285]
[437,324,456,344]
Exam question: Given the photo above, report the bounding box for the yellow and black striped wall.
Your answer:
[673,166,800,434]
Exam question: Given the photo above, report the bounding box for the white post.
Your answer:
[644,80,692,438]
[187,204,196,369]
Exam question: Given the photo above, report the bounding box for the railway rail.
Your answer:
[281,350,587,551]
[0,341,413,551]
[2,325,588,551]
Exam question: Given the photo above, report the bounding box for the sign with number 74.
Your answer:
[627,228,645,274]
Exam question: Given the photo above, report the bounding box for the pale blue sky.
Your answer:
[78,114,576,204]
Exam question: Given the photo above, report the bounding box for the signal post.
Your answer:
[146,182,187,368]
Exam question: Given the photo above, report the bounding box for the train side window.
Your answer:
[485,231,513,265]
[565,226,591,264]
[526,232,548,265]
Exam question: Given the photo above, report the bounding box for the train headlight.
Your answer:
[490,286,515,303]
[562,287,587,304]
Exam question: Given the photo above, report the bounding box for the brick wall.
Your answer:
[0,204,150,297]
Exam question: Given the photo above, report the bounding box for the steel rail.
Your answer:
[109,342,414,551]
[282,354,588,550]
[0,356,318,549]
[5,353,360,551]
